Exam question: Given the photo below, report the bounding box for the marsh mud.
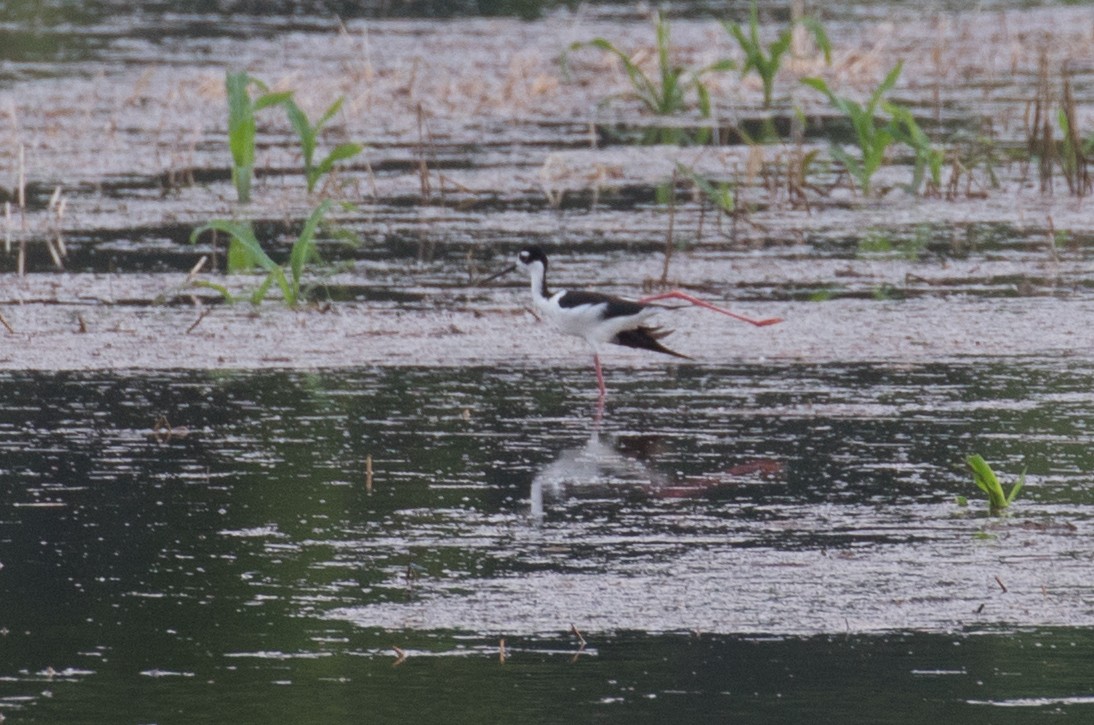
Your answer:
[1,1,1093,722]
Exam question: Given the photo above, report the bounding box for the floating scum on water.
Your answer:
[0,3,1093,722]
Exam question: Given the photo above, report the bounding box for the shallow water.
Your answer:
[0,364,1091,721]
[1,0,1093,721]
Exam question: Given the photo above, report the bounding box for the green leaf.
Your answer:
[800,76,834,101]
[582,37,660,112]
[316,96,346,131]
[799,18,832,64]
[249,270,281,305]
[191,220,278,275]
[288,200,333,300]
[967,454,1007,511]
[677,163,734,213]
[869,61,903,113]
[322,142,365,167]
[284,99,317,169]
[191,279,236,303]
[1008,468,1027,505]
[829,145,864,188]
[254,90,294,111]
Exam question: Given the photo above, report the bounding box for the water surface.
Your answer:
[1,363,1091,721]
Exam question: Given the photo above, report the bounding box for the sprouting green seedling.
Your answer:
[802,61,903,195]
[189,200,334,307]
[677,162,734,214]
[723,1,831,108]
[283,96,365,194]
[885,102,944,195]
[966,454,1025,514]
[572,12,734,119]
[226,71,293,203]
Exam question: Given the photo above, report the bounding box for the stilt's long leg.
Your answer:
[593,354,607,398]
[637,291,782,327]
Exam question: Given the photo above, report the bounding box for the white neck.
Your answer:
[526,260,549,303]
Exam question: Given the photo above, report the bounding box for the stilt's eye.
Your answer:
[518,251,531,264]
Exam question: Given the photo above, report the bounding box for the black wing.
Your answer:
[556,290,645,319]
[612,326,691,359]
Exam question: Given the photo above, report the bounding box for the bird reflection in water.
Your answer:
[529,420,781,521]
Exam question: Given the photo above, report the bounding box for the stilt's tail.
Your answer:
[611,326,691,359]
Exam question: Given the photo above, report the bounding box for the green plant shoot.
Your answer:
[226,71,293,203]
[724,1,831,108]
[802,61,903,195]
[283,96,365,193]
[886,102,944,194]
[190,200,333,307]
[966,454,1025,514]
[573,12,734,119]
[677,163,734,214]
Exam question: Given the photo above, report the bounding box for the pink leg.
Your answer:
[593,353,607,398]
[637,291,782,327]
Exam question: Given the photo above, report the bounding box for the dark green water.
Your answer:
[0,363,1091,722]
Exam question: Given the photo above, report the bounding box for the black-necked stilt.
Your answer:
[481,246,782,398]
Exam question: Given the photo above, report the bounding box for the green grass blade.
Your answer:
[581,38,661,113]
[191,220,277,274]
[800,18,832,64]
[284,99,317,170]
[828,145,864,187]
[316,96,345,130]
[801,76,835,103]
[1007,469,1027,505]
[289,200,333,301]
[869,61,903,113]
[309,143,363,192]
[253,90,293,111]
[249,270,278,305]
[967,454,1007,510]
[226,71,256,203]
[190,279,236,303]
[319,142,364,170]
[677,163,733,212]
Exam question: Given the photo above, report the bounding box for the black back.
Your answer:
[557,290,645,319]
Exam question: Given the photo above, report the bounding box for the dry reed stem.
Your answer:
[17,143,25,210]
[0,310,13,334]
[365,454,373,493]
[185,307,212,334]
[659,169,677,287]
[185,255,208,284]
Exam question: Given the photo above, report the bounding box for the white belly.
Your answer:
[538,294,656,348]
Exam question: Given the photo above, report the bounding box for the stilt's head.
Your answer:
[517,246,548,274]
[472,245,551,289]
[517,246,550,298]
